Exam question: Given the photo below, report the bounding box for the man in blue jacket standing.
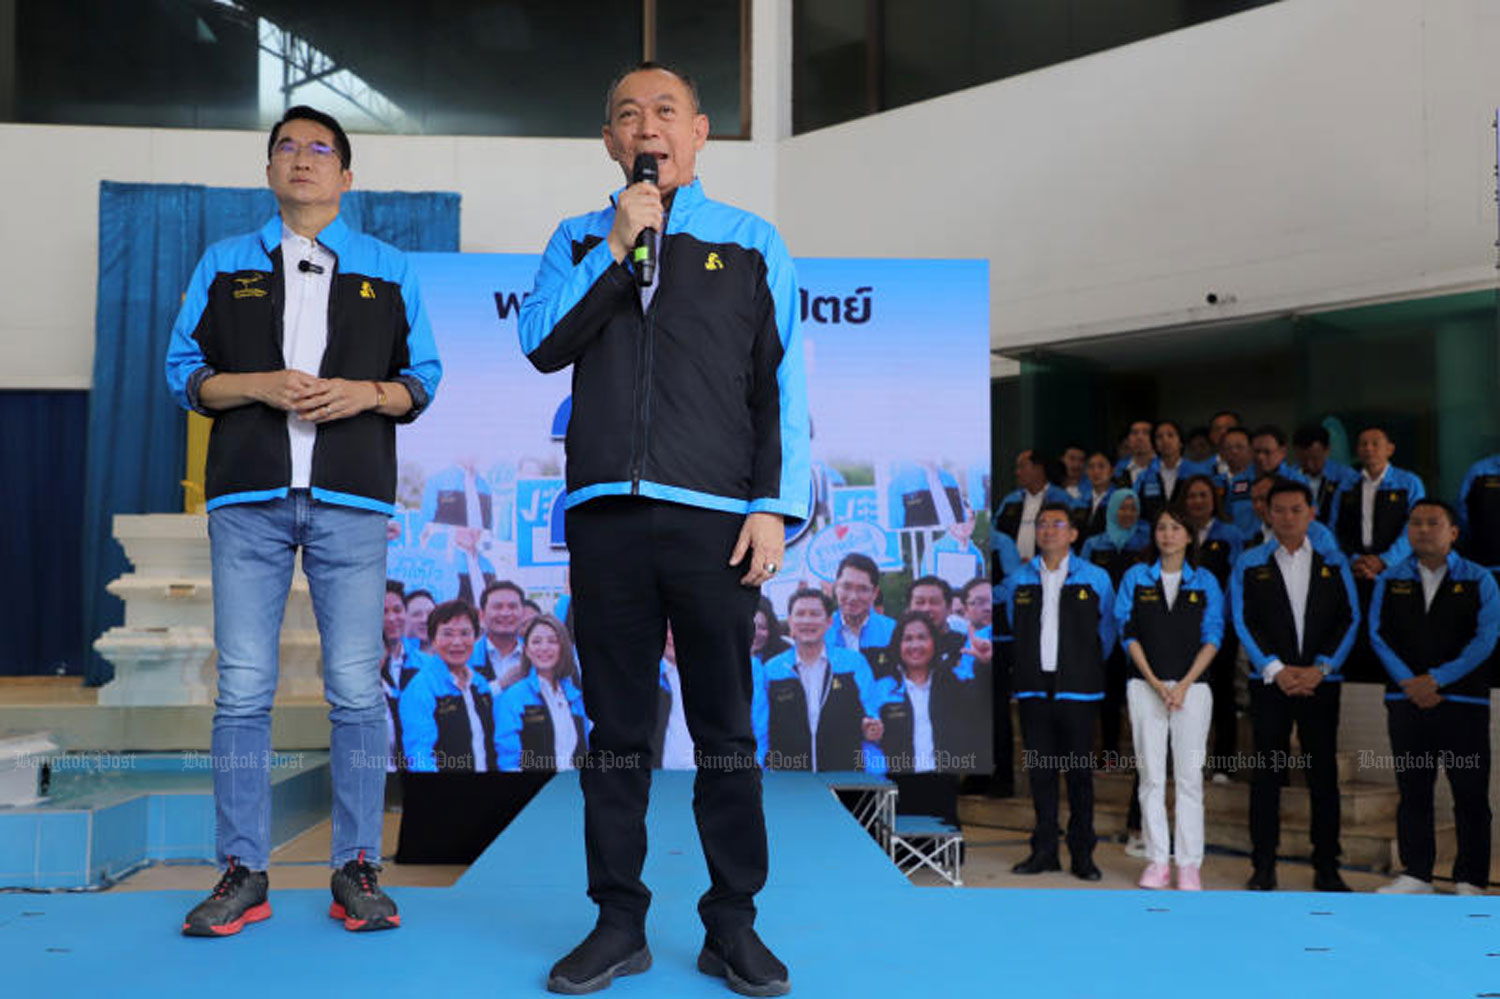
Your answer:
[1000,502,1115,881]
[1369,499,1498,895]
[1232,480,1359,891]
[165,106,441,936]
[519,63,807,996]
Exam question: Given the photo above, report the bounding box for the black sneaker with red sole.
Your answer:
[329,850,400,932]
[182,859,271,937]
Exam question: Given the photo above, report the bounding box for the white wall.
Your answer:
[0,0,790,390]
[12,0,1500,387]
[776,0,1500,373]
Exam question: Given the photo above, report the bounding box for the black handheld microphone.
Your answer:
[298,259,324,274]
[631,152,658,287]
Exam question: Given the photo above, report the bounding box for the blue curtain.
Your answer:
[82,182,460,684]
[1,392,88,676]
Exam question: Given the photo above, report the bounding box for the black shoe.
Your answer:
[330,850,400,932]
[1246,867,1277,891]
[548,925,651,995]
[1070,858,1102,882]
[1011,853,1062,875]
[1313,868,1351,893]
[698,926,790,998]
[182,858,270,937]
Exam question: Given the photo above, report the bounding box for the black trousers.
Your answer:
[567,498,764,935]
[1018,695,1099,861]
[1249,680,1342,871]
[990,649,1014,794]
[1387,699,1492,887]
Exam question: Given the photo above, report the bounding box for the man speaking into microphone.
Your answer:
[519,63,808,995]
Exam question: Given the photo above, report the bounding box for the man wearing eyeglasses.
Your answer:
[165,106,441,938]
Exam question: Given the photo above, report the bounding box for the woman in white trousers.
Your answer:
[1115,506,1224,890]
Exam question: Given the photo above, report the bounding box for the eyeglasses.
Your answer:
[272,138,339,161]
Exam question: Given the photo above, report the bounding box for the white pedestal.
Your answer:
[94,514,326,706]
[0,732,60,806]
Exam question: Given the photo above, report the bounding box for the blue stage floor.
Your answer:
[3,771,1497,998]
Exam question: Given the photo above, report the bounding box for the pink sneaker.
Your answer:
[1138,863,1171,889]
[1176,865,1202,891]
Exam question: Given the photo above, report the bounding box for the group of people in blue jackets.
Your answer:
[992,415,1500,895]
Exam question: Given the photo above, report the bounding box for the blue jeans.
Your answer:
[208,491,388,870]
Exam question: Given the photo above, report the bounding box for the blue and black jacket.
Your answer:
[826,610,896,653]
[1369,552,1500,706]
[1079,522,1151,587]
[1329,465,1425,563]
[869,665,985,775]
[1230,539,1360,681]
[399,658,499,773]
[1134,457,1213,522]
[1114,561,1224,683]
[753,647,884,771]
[1309,460,1360,526]
[1194,519,1244,591]
[992,531,1021,587]
[993,484,1074,543]
[1219,463,1308,543]
[517,180,810,521]
[1001,556,1115,700]
[1457,454,1500,570]
[494,669,588,772]
[165,214,441,513]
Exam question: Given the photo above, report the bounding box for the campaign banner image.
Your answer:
[382,252,991,777]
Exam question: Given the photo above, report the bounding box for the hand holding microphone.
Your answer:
[607,152,663,285]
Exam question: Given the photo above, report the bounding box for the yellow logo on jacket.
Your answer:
[360,280,376,299]
[1320,566,1332,578]
[233,274,267,299]
[705,252,723,271]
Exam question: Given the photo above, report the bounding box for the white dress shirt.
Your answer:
[1016,489,1047,560]
[796,652,830,769]
[485,638,523,687]
[1417,561,1447,611]
[1263,541,1313,684]
[451,671,489,772]
[1039,555,1070,673]
[1360,466,1388,551]
[539,677,578,772]
[1160,568,1182,610]
[903,669,936,773]
[1158,462,1180,501]
[280,227,334,489]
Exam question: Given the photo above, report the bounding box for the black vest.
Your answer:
[1374,573,1490,700]
[1336,481,1413,556]
[432,688,498,772]
[1009,578,1108,696]
[995,496,1026,540]
[878,668,980,773]
[518,696,587,773]
[1196,534,1235,590]
[765,669,867,772]
[1087,543,1145,588]
[1313,475,1340,526]
[1238,552,1353,667]
[1121,577,1212,683]
[1464,473,1500,567]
